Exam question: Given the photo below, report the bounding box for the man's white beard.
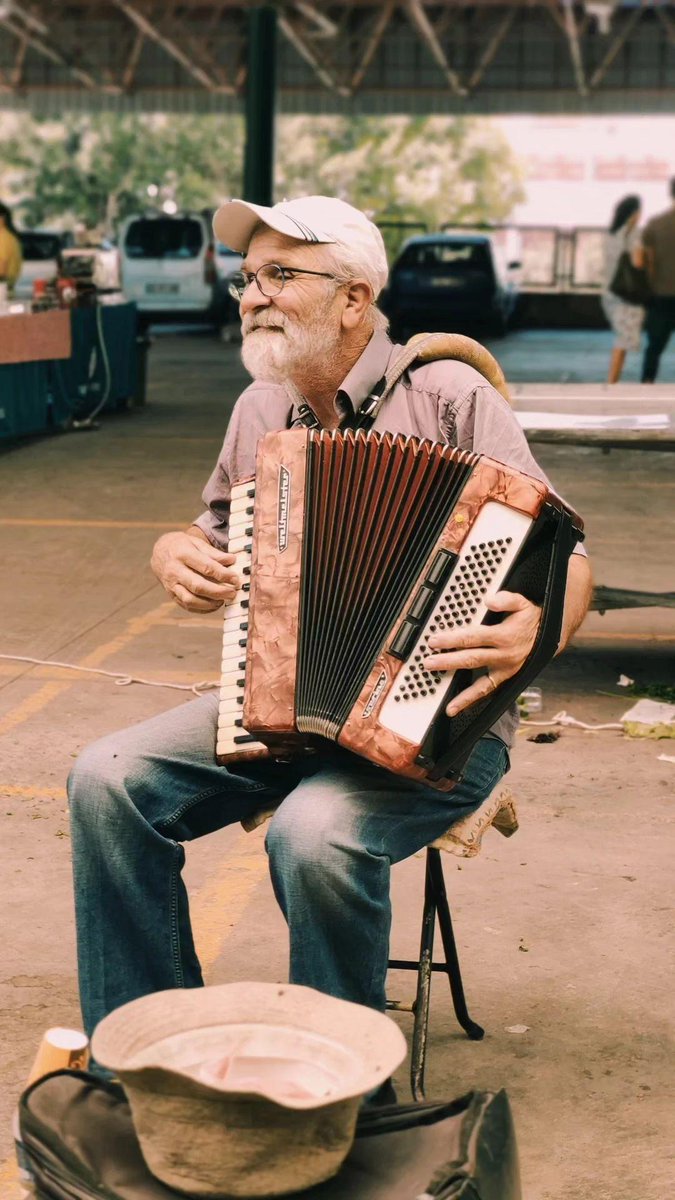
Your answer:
[241,303,341,383]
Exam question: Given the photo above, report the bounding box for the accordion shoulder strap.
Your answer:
[357,332,510,429]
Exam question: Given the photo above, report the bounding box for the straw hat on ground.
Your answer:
[91,981,406,1198]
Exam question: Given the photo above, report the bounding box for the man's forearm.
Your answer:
[557,553,593,654]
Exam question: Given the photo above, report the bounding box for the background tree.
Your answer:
[0,113,523,257]
[1,114,244,234]
[277,115,525,258]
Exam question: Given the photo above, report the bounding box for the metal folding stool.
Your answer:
[386,788,518,1101]
[387,846,484,1101]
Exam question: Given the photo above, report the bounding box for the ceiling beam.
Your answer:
[278,12,351,96]
[402,0,467,98]
[165,18,236,93]
[655,6,675,45]
[560,0,588,96]
[11,29,27,87]
[466,7,516,92]
[588,4,642,89]
[349,0,396,92]
[291,2,340,39]
[0,13,99,88]
[121,27,145,89]
[110,0,220,91]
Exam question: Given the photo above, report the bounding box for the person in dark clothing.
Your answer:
[638,178,675,382]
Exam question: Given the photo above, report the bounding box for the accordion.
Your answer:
[217,429,583,791]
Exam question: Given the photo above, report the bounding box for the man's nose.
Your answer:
[239,279,273,317]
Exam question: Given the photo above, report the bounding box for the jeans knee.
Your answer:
[266,801,342,877]
[67,735,137,836]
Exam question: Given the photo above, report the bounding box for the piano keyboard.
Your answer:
[216,479,268,760]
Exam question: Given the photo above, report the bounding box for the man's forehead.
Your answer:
[244,227,331,267]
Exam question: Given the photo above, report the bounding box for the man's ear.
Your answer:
[340,280,373,329]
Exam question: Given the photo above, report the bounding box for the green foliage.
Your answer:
[2,114,244,232]
[1,112,524,257]
[277,115,525,259]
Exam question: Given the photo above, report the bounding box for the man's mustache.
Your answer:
[242,313,288,336]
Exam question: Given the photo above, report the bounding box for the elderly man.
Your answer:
[68,196,592,1046]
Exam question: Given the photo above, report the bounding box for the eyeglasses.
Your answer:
[228,262,344,302]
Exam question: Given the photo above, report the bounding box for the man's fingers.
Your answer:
[183,570,239,603]
[423,649,495,673]
[172,583,224,613]
[446,671,502,718]
[183,546,239,585]
[427,626,502,653]
[191,539,237,567]
[486,589,531,613]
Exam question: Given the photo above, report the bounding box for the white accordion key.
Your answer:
[216,480,267,759]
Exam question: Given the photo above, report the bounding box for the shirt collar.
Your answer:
[336,330,397,416]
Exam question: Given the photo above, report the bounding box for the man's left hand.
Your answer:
[422,591,541,717]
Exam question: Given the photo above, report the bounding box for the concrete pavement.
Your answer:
[1,329,673,1200]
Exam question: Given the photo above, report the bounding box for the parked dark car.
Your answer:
[383,233,519,340]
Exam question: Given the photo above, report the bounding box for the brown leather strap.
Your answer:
[366,331,510,427]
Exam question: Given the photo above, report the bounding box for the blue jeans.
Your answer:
[67,691,510,1037]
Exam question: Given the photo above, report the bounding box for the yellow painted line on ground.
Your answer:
[158,618,223,629]
[575,631,675,642]
[191,824,270,973]
[573,480,675,489]
[0,518,187,529]
[70,602,175,670]
[0,601,175,736]
[0,681,72,736]
[0,1158,21,1197]
[0,785,67,800]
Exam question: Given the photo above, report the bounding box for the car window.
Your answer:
[19,233,62,261]
[124,218,204,260]
[398,242,492,271]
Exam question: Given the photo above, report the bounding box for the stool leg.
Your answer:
[427,848,485,1041]
[409,853,438,1102]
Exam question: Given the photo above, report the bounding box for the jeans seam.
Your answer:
[159,780,270,830]
[169,841,184,986]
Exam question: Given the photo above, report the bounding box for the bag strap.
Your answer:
[351,331,511,431]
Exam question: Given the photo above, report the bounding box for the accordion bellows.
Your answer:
[217,429,583,790]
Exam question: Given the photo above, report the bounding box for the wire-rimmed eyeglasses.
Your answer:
[227,262,344,302]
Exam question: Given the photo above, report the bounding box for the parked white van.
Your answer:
[118,212,227,329]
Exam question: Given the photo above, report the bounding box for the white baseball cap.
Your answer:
[212,195,389,297]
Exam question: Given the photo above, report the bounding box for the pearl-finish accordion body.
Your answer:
[216,429,583,791]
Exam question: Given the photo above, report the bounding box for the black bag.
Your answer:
[18,1069,521,1200]
[609,250,651,306]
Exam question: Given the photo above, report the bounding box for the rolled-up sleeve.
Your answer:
[192,451,232,549]
[191,381,291,550]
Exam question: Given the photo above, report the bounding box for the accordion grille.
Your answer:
[295,431,477,736]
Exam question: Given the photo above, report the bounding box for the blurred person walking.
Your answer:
[601,195,645,384]
[639,178,675,383]
[0,201,23,294]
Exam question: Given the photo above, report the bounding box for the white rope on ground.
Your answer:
[0,654,218,696]
[522,709,623,731]
[0,657,627,725]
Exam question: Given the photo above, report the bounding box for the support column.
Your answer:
[243,5,277,206]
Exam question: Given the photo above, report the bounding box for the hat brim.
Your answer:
[91,981,406,1110]
[212,200,336,253]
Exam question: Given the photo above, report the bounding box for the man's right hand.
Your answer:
[151,530,240,612]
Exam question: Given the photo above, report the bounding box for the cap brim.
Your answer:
[212,199,336,253]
